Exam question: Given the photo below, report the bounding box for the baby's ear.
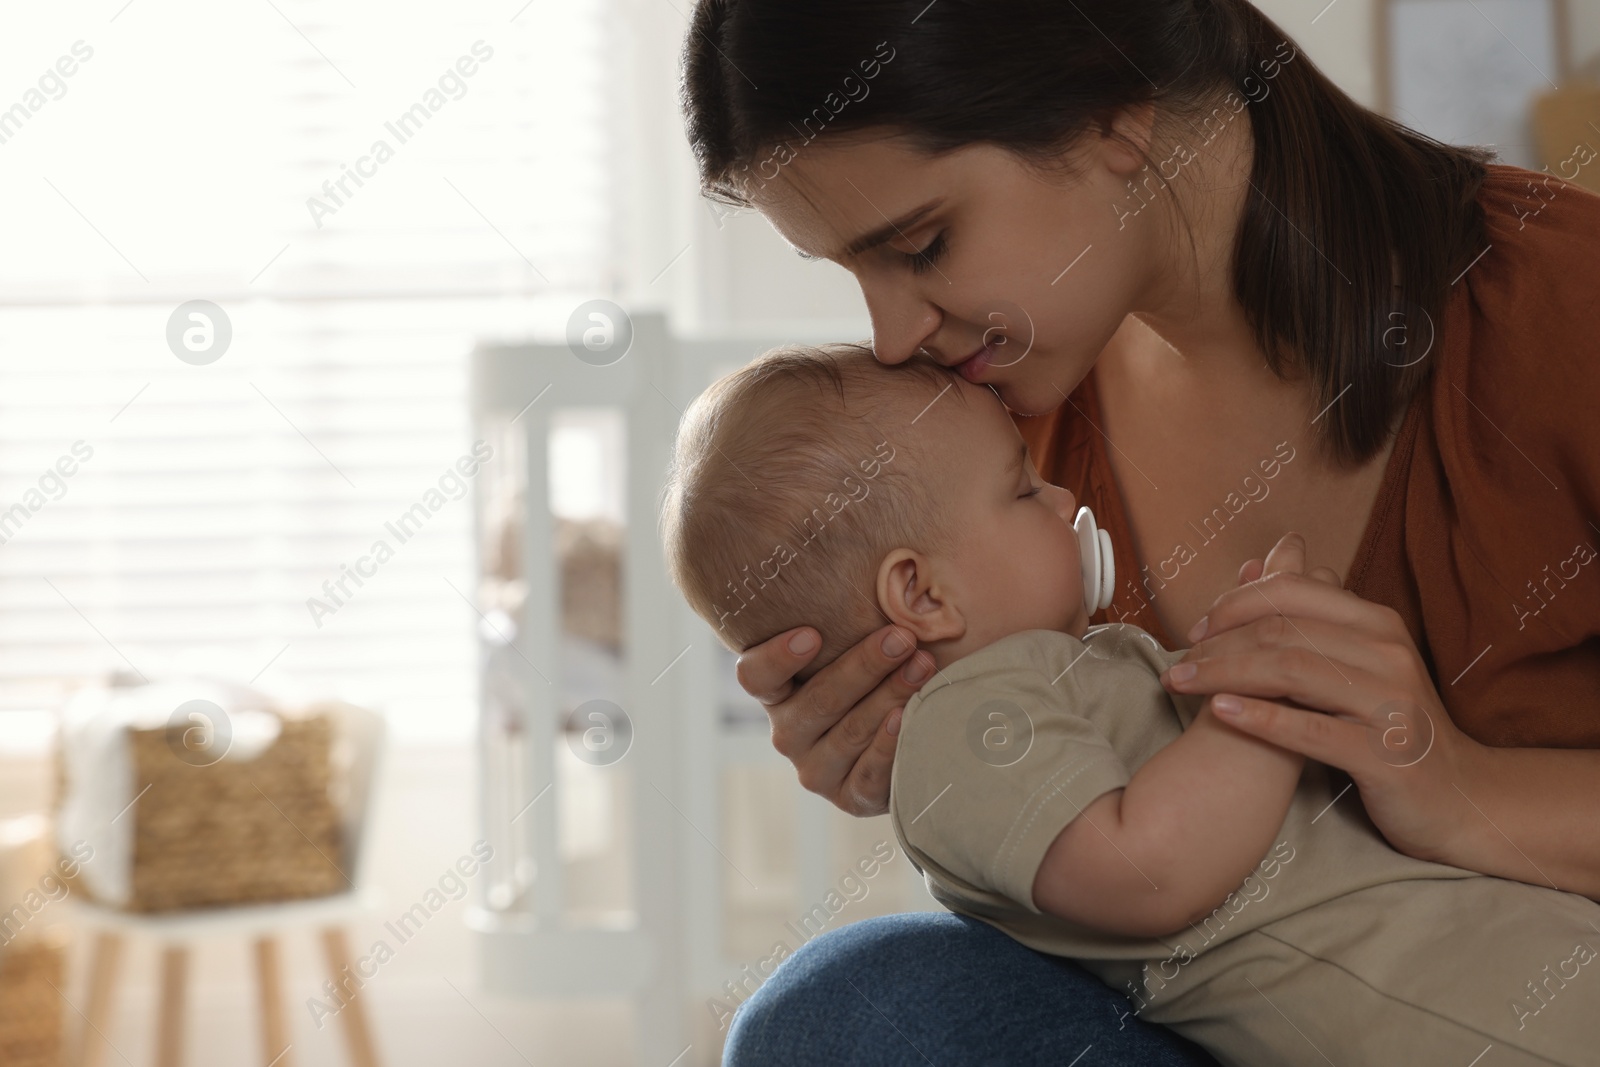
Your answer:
[876,549,964,642]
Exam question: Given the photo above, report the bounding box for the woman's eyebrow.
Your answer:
[833,198,944,260]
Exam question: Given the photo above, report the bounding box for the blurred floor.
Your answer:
[2,739,929,1066]
[2,744,632,1067]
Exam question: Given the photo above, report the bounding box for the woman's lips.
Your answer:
[955,343,995,382]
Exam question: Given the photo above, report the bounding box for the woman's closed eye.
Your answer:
[902,232,948,275]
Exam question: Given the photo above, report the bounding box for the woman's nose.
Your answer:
[863,284,940,365]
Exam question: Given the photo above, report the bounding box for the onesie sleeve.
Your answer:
[891,659,1133,914]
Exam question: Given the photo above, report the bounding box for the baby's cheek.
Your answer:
[1054,533,1083,604]
[1032,531,1074,601]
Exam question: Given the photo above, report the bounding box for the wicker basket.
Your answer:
[62,706,348,913]
[0,936,65,1067]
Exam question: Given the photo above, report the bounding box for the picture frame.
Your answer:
[1375,0,1573,169]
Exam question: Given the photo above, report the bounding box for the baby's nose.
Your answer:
[1049,485,1077,522]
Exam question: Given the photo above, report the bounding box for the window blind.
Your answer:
[0,0,616,741]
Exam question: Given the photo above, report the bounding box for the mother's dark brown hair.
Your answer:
[680,0,1494,466]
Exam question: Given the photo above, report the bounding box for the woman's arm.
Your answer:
[1443,742,1600,897]
[1160,571,1600,899]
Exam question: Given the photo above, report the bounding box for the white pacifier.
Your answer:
[1073,506,1116,616]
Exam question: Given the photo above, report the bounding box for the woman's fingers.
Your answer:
[799,649,931,814]
[735,626,823,706]
[1258,531,1308,577]
[834,704,905,817]
[786,625,924,741]
[1307,566,1343,588]
[1172,533,1367,731]
[1188,571,1403,646]
[1252,532,1339,586]
[737,623,928,812]
[1179,614,1408,682]
[1163,644,1391,721]
[1209,694,1373,768]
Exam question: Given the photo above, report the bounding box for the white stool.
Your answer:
[65,700,386,1067]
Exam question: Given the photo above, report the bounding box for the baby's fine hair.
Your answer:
[660,343,967,680]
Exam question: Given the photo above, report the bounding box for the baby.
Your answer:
[661,343,1600,1066]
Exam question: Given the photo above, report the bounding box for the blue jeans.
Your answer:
[724,912,1221,1067]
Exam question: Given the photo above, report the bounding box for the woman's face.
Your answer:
[748,124,1166,415]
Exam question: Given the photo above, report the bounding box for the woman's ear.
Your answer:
[876,549,965,643]
[1099,102,1156,175]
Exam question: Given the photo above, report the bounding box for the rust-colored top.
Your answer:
[1016,164,1600,750]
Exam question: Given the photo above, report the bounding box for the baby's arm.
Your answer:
[1031,699,1303,937]
[1032,535,1318,938]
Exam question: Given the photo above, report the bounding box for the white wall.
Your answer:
[1579,4,1600,71]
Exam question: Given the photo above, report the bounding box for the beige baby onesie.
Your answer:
[889,624,1600,1066]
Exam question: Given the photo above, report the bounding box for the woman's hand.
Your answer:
[735,624,936,816]
[1158,533,1485,864]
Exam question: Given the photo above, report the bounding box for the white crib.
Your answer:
[466,313,934,1066]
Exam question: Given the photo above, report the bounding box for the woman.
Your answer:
[680,0,1600,1063]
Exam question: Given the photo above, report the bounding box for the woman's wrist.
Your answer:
[1409,730,1492,868]
[1419,733,1570,888]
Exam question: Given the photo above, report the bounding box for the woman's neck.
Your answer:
[1126,104,1289,391]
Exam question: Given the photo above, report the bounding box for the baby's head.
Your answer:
[661,343,1090,681]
